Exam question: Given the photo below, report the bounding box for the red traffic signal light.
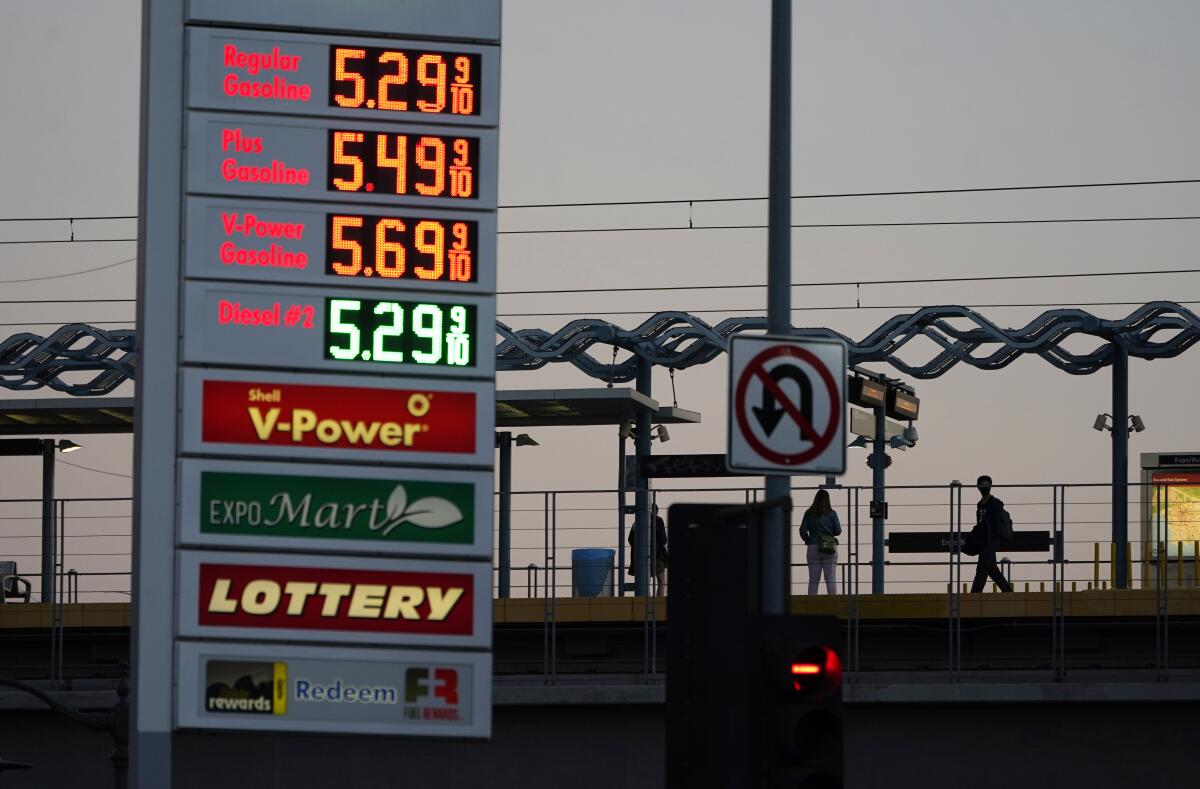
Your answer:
[757,616,845,787]
[789,645,842,697]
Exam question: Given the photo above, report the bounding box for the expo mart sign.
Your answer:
[200,470,475,545]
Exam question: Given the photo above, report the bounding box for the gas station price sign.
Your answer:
[139,0,501,758]
[327,298,476,368]
[184,198,495,293]
[327,213,476,283]
[186,113,498,208]
[187,28,498,125]
[182,282,493,377]
[330,45,480,116]
[328,129,478,198]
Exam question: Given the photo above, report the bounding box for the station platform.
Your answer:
[2,588,1197,631]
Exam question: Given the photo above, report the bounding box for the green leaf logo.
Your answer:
[379,484,464,535]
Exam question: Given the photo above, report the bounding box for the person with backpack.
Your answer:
[799,489,842,595]
[967,474,1014,593]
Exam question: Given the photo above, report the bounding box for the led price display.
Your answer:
[326,298,476,368]
[328,130,478,199]
[327,214,476,283]
[330,46,480,116]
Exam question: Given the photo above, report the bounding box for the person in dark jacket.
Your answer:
[799,489,842,595]
[970,475,1013,593]
[628,504,668,595]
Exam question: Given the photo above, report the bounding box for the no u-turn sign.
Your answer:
[726,335,847,474]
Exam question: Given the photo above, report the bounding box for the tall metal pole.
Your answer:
[41,440,55,605]
[871,406,887,593]
[617,432,628,591]
[634,361,653,596]
[1112,341,1129,588]
[497,432,512,598]
[763,0,793,614]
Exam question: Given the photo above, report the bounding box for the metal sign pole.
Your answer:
[763,0,793,614]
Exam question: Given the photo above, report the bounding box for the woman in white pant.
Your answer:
[799,489,842,595]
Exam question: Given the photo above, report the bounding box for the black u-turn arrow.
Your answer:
[752,363,813,438]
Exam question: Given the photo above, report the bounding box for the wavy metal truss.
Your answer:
[0,325,136,395]
[2,303,1198,395]
[498,301,1200,381]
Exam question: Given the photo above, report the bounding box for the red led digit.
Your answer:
[449,138,473,198]
[330,132,365,191]
[330,215,364,275]
[376,134,407,194]
[414,137,446,197]
[450,56,475,115]
[413,220,445,280]
[449,222,472,282]
[377,51,409,111]
[375,218,406,278]
[415,54,447,113]
[332,48,367,108]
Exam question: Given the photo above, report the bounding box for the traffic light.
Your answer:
[666,503,757,789]
[754,615,844,788]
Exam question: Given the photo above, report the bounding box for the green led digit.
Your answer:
[328,299,362,360]
[411,303,443,364]
[372,301,405,363]
[449,305,467,334]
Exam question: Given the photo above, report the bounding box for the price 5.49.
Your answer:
[328,130,477,199]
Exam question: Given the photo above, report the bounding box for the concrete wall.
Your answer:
[1,701,1194,788]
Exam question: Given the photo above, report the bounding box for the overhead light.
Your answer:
[1093,414,1111,433]
[1130,415,1146,434]
[618,420,635,440]
[515,433,539,447]
[903,424,919,443]
[888,435,913,450]
[654,425,670,443]
[56,440,82,454]
[848,436,869,449]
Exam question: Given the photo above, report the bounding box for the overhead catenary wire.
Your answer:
[0,238,137,245]
[497,177,1200,209]
[0,257,135,284]
[498,266,1200,296]
[497,215,1200,236]
[5,175,1200,222]
[56,458,133,479]
[496,299,1200,319]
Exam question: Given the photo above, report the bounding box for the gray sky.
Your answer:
[1,1,1199,593]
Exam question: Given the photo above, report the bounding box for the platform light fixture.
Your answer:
[1093,413,1146,436]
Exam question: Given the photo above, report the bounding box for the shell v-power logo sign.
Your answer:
[201,380,475,453]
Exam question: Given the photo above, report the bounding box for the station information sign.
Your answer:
[134,0,499,759]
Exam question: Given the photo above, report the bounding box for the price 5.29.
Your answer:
[325,298,476,368]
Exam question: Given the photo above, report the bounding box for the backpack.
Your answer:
[997,508,1014,541]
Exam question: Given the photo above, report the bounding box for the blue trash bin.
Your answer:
[571,548,615,597]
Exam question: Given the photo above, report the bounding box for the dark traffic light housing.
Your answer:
[755,615,845,788]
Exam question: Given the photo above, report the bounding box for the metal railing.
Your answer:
[2,483,1198,682]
